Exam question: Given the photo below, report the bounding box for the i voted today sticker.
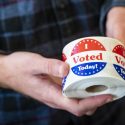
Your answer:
[113,45,125,80]
[70,38,106,76]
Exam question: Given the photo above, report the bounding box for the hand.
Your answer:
[0,52,112,116]
[106,7,125,45]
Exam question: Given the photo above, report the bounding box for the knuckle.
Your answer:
[45,59,61,76]
[57,62,69,77]
[45,59,58,75]
[46,60,52,74]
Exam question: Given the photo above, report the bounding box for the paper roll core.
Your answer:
[85,85,108,93]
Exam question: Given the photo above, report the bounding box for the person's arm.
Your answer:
[100,0,125,44]
[106,7,125,45]
[0,52,112,116]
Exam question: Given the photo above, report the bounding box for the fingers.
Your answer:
[60,95,112,116]
[49,75,62,85]
[43,58,68,77]
[43,58,69,77]
[2,52,69,78]
[51,80,113,117]
[26,75,112,117]
[35,57,69,77]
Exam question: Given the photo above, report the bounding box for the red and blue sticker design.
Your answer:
[71,62,106,76]
[71,38,106,56]
[114,64,125,80]
[71,38,106,76]
[113,45,125,80]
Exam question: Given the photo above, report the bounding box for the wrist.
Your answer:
[107,7,125,21]
[0,54,9,88]
[106,7,125,45]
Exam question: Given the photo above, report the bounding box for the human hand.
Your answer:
[106,7,125,45]
[0,52,112,116]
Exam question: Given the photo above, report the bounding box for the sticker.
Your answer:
[71,38,106,56]
[71,62,106,76]
[114,64,125,80]
[113,45,125,79]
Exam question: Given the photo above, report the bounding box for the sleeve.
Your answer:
[100,0,125,35]
[0,50,8,55]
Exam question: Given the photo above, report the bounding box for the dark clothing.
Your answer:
[0,0,125,124]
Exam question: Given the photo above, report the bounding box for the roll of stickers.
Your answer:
[62,36,125,100]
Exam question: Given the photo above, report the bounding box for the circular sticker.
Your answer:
[71,38,106,56]
[71,38,106,76]
[113,45,125,80]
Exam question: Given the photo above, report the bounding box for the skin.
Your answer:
[0,6,125,117]
[106,7,125,45]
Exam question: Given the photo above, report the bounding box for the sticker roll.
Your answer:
[62,37,125,100]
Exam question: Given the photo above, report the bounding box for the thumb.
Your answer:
[36,57,69,77]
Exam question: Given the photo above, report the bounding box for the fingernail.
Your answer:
[59,63,69,77]
[105,98,113,103]
[86,110,96,116]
